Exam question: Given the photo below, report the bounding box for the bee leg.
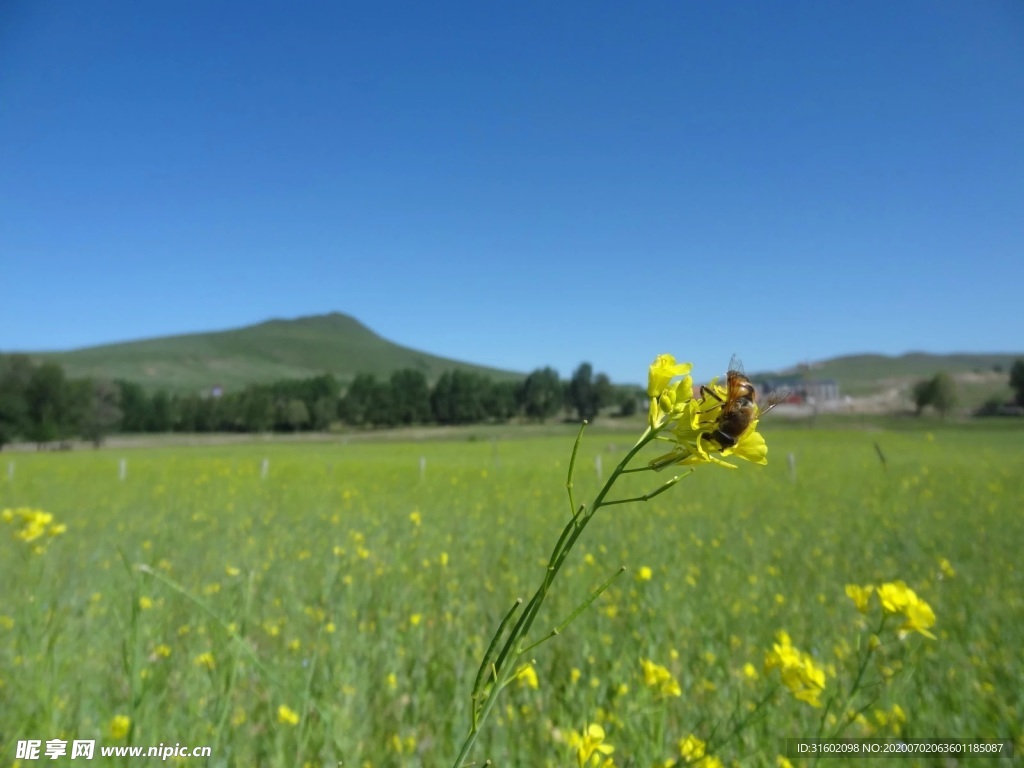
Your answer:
[701,385,725,403]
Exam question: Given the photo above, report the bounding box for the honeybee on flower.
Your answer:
[647,355,781,470]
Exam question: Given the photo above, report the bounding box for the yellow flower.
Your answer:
[877,581,936,639]
[648,354,693,398]
[4,508,66,552]
[409,613,422,627]
[742,662,758,680]
[193,652,215,670]
[640,658,681,698]
[679,734,703,759]
[637,566,653,582]
[138,597,153,610]
[764,631,827,708]
[409,510,421,526]
[939,558,955,578]
[568,723,615,768]
[877,581,915,613]
[647,354,694,429]
[109,715,131,740]
[515,663,539,690]
[900,597,937,639]
[277,705,300,726]
[845,584,873,613]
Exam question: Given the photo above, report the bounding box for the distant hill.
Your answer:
[754,352,1021,411]
[30,313,522,393]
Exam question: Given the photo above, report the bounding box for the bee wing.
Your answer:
[757,388,791,416]
[727,354,745,376]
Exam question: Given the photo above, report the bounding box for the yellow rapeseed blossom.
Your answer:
[845,584,874,613]
[277,705,300,726]
[939,558,955,578]
[567,723,615,768]
[678,734,723,767]
[108,715,131,740]
[637,566,653,581]
[3,507,66,553]
[193,652,215,670]
[877,581,936,639]
[764,631,827,708]
[648,354,694,429]
[640,658,681,698]
[515,663,539,690]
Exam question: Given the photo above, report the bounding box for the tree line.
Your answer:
[0,355,643,449]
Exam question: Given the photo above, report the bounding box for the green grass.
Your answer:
[1,425,1021,766]
[33,313,522,393]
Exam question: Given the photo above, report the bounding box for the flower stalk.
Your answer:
[452,354,776,767]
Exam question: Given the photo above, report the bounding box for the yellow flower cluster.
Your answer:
[567,723,615,768]
[647,354,769,470]
[664,734,723,768]
[2,507,66,553]
[640,658,681,698]
[277,704,300,726]
[764,631,827,708]
[846,581,936,639]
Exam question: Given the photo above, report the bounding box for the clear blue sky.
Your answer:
[2,1,1022,383]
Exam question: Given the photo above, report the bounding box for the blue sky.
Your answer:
[2,1,1022,384]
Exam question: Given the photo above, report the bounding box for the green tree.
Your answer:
[25,362,74,445]
[566,363,612,422]
[117,380,151,432]
[517,367,563,422]
[280,399,310,431]
[431,371,488,424]
[389,369,432,425]
[911,378,934,416]
[311,397,336,431]
[1010,359,1024,407]
[148,391,173,432]
[241,389,274,432]
[929,372,958,418]
[615,385,643,417]
[482,380,518,421]
[80,379,123,447]
[0,355,33,449]
[912,373,958,418]
[340,374,384,426]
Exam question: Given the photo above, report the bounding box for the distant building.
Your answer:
[757,377,839,405]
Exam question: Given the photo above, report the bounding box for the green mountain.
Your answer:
[33,313,522,393]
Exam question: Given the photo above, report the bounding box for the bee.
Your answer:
[701,356,787,450]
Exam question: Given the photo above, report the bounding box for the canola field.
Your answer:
[1,424,1022,767]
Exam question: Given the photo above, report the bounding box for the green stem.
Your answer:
[452,425,661,767]
[565,421,588,518]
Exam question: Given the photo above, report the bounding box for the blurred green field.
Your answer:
[1,425,1022,766]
